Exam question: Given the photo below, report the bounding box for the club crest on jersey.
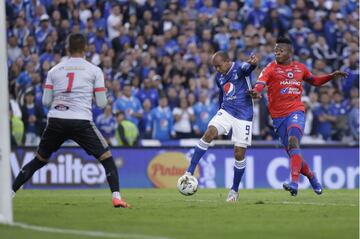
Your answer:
[287,72,294,78]
[223,82,235,97]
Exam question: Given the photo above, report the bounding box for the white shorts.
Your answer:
[208,109,252,147]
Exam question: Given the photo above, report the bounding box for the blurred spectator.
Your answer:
[139,98,152,139]
[35,14,53,50]
[113,84,143,126]
[9,106,24,146]
[15,61,35,96]
[313,93,337,141]
[348,97,359,142]
[147,95,175,140]
[114,111,139,146]
[96,104,117,146]
[107,4,123,41]
[288,18,311,53]
[7,34,22,62]
[193,91,216,137]
[311,36,337,66]
[137,78,159,107]
[331,91,349,141]
[247,0,267,28]
[21,91,45,146]
[173,97,195,138]
[340,52,359,97]
[199,0,217,18]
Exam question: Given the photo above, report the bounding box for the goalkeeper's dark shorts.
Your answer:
[37,117,109,160]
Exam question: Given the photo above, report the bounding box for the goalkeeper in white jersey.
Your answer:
[12,33,130,208]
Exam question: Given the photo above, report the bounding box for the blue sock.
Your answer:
[187,139,209,175]
[231,159,246,192]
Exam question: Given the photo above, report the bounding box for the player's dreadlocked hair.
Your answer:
[276,36,293,45]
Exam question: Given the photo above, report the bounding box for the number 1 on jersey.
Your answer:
[66,72,75,92]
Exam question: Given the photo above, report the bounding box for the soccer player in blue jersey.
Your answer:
[182,51,259,202]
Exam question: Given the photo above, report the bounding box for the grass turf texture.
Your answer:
[0,189,358,239]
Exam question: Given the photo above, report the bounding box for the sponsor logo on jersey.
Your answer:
[287,72,294,78]
[55,104,69,111]
[223,82,235,97]
[280,80,301,85]
[280,88,289,94]
[280,87,301,95]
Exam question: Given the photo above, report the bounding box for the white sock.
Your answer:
[12,190,16,199]
[112,191,121,199]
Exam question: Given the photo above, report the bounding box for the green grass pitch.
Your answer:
[0,189,358,239]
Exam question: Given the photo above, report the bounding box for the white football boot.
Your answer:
[226,189,239,202]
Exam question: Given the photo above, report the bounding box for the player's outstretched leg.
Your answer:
[12,155,48,196]
[226,147,246,202]
[186,138,209,175]
[99,152,130,208]
[185,126,217,175]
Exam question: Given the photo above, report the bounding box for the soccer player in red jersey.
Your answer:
[249,37,348,196]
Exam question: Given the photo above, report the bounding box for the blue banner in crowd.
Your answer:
[11,147,359,189]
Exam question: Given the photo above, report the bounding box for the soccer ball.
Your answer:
[177,175,198,196]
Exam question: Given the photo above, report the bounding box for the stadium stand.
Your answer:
[6,0,359,146]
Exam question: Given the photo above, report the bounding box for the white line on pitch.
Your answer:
[278,201,358,207]
[12,222,173,239]
[183,199,358,207]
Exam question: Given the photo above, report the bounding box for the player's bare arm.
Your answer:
[305,70,348,86]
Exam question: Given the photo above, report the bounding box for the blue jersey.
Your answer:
[95,113,116,139]
[113,96,143,126]
[332,101,349,116]
[137,88,159,107]
[314,105,337,140]
[147,106,174,141]
[193,102,217,133]
[215,62,255,121]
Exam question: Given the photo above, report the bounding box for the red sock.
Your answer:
[300,160,314,179]
[290,154,302,182]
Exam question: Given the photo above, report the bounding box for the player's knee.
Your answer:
[98,151,112,161]
[288,136,299,150]
[203,126,218,142]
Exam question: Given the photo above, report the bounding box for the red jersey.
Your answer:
[257,61,312,118]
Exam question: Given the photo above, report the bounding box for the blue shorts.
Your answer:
[272,111,305,149]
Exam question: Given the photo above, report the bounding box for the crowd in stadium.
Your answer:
[6,0,359,146]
